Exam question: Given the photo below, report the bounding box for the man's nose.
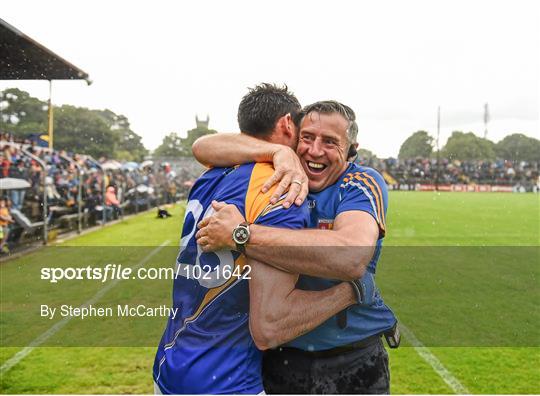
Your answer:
[308,139,324,157]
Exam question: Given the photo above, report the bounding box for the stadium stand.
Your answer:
[358,156,540,193]
[0,135,197,251]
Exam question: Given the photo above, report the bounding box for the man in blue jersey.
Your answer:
[194,100,397,394]
[153,86,364,394]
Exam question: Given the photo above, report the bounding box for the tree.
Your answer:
[54,105,116,158]
[495,133,540,162]
[441,131,496,160]
[114,129,147,161]
[153,132,185,157]
[398,131,434,159]
[356,148,377,160]
[0,88,47,136]
[0,88,148,160]
[180,126,217,154]
[94,110,147,161]
[154,126,217,158]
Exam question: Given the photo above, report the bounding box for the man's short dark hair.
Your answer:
[294,100,358,143]
[237,83,301,137]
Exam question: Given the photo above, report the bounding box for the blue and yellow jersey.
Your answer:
[153,163,308,394]
[287,162,396,351]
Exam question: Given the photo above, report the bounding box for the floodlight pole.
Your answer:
[47,80,53,149]
[483,103,489,139]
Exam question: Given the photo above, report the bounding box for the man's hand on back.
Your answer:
[262,145,309,208]
[196,201,244,252]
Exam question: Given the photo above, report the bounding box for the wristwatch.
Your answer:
[232,222,251,253]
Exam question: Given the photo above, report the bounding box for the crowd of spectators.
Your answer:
[0,133,193,251]
[2,129,538,252]
[358,156,540,191]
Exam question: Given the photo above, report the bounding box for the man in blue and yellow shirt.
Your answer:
[153,86,360,394]
[195,100,396,394]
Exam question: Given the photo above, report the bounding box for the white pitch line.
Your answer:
[0,240,171,376]
[399,322,470,394]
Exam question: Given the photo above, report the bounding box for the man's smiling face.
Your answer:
[296,111,350,192]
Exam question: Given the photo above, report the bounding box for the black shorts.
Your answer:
[262,338,390,394]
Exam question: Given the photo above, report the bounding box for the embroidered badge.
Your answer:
[317,219,334,230]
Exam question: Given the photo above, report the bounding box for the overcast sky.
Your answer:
[1,0,538,158]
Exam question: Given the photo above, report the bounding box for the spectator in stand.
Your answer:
[84,187,102,224]
[0,197,15,253]
[1,147,12,177]
[166,179,177,204]
[8,160,28,210]
[0,152,6,177]
[105,185,122,220]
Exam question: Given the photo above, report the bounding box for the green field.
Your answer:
[1,192,539,394]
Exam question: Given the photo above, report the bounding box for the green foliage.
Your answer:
[398,131,434,159]
[182,126,218,152]
[495,133,540,162]
[0,88,147,160]
[54,105,116,158]
[356,148,377,160]
[0,88,47,136]
[441,131,496,160]
[93,109,147,161]
[114,129,147,161]
[154,126,217,157]
[153,132,184,157]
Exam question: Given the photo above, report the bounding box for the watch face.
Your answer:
[233,226,249,244]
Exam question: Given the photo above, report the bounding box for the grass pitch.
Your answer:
[1,192,539,394]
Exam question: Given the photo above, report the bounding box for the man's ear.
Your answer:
[285,113,295,136]
[275,113,295,140]
[347,143,359,161]
[278,113,294,138]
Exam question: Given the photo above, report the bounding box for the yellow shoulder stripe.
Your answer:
[245,163,283,223]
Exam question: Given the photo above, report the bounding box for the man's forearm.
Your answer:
[247,225,373,280]
[192,133,279,167]
[254,282,356,349]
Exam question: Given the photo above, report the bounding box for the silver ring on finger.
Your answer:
[292,179,303,186]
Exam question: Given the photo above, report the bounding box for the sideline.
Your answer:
[0,239,171,376]
[400,323,470,394]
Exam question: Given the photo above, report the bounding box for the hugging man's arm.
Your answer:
[192,133,278,167]
[198,202,379,281]
[193,133,308,207]
[248,257,356,350]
